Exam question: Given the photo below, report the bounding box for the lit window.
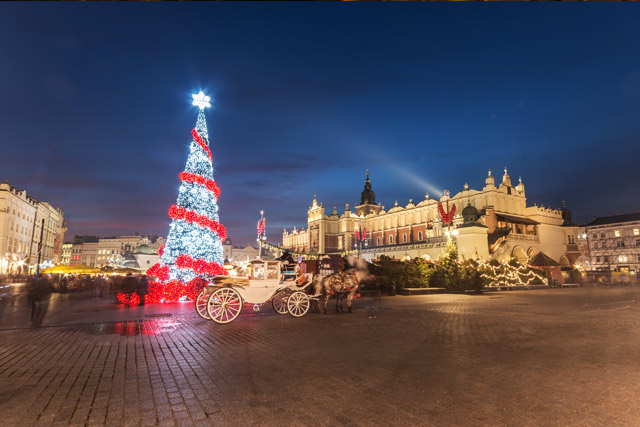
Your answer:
[619,255,628,263]
[634,229,639,236]
[615,230,621,237]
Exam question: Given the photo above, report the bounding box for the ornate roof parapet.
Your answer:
[501,166,512,187]
[484,169,496,190]
[515,176,525,195]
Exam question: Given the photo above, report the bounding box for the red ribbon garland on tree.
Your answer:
[175,254,226,276]
[168,204,227,241]
[191,129,212,161]
[179,171,221,199]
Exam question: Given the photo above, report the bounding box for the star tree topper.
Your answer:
[192,91,211,110]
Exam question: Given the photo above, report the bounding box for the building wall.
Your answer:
[0,182,65,275]
[581,218,640,273]
[61,243,72,265]
[283,169,576,265]
[81,242,98,267]
[134,253,160,270]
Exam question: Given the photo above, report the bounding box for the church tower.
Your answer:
[356,170,382,216]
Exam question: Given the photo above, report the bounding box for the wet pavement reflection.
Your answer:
[90,319,182,336]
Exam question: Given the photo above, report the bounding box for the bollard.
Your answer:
[389,281,396,296]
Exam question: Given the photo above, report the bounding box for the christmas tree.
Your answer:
[146,92,227,302]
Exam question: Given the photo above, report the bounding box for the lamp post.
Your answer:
[35,218,44,275]
[443,190,451,236]
[357,220,362,258]
[257,210,266,259]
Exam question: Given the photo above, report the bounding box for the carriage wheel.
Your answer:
[195,290,211,320]
[272,290,291,315]
[287,291,310,318]
[207,288,243,324]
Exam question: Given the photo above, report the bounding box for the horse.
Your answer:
[313,270,361,314]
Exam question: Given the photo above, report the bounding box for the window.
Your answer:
[596,256,600,263]
[403,233,407,243]
[617,241,625,248]
[418,231,423,241]
[600,232,605,239]
[636,239,640,247]
[619,255,628,263]
[389,235,394,244]
[604,256,609,263]
[634,229,639,236]
[376,237,380,246]
[615,230,621,237]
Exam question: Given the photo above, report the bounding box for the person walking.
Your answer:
[121,273,139,307]
[137,275,149,306]
[95,275,106,298]
[28,273,53,328]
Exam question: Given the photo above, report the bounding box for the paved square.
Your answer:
[1,287,639,426]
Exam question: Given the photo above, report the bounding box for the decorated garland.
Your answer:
[175,254,226,276]
[179,171,221,199]
[191,129,212,160]
[168,204,227,241]
[438,202,456,225]
[261,241,319,260]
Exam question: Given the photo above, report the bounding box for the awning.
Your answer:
[495,213,539,225]
[528,252,560,267]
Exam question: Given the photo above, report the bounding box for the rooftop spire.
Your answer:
[360,169,376,205]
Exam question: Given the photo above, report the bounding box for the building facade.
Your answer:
[222,239,260,265]
[577,213,640,274]
[65,234,164,268]
[0,181,66,275]
[283,170,579,266]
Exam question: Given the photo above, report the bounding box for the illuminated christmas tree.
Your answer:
[144,92,227,302]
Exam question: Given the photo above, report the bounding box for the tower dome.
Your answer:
[462,201,479,223]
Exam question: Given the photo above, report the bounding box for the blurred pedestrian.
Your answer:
[28,273,53,328]
[121,273,138,307]
[95,275,106,298]
[138,275,149,306]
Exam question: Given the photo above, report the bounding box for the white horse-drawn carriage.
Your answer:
[195,259,315,324]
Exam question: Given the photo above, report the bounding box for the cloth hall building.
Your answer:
[282,170,580,266]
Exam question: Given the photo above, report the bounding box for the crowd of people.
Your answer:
[22,272,151,328]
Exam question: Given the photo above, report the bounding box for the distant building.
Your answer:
[0,181,66,274]
[61,242,72,265]
[578,213,640,274]
[283,169,579,266]
[132,244,160,270]
[222,239,260,265]
[63,234,163,269]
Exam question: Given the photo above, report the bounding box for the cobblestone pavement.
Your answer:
[1,287,640,426]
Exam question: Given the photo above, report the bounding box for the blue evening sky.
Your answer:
[1,3,639,245]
